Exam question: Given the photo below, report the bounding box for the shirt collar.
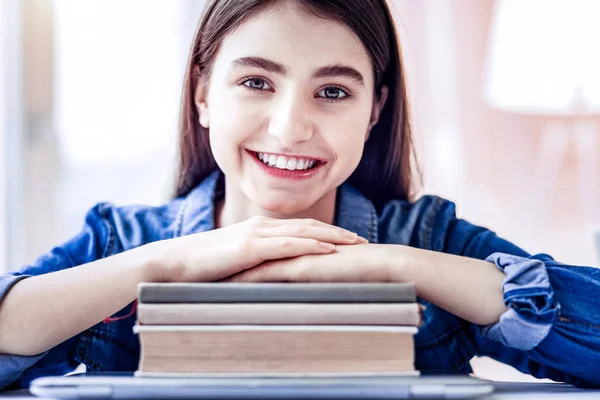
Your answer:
[178,170,378,243]
[336,182,379,243]
[176,170,221,237]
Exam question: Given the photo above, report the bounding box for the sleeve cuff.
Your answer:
[0,353,49,390]
[479,253,560,351]
[0,274,31,303]
[0,274,48,390]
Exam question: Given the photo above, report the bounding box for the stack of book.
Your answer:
[133,282,423,377]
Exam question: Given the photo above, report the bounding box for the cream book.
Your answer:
[133,325,418,375]
[136,303,424,326]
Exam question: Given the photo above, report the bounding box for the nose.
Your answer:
[268,95,314,146]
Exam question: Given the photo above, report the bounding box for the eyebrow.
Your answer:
[312,65,364,87]
[231,56,365,87]
[231,57,287,76]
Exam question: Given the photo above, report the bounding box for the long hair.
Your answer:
[174,0,420,207]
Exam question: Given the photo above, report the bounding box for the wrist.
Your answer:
[137,240,174,283]
[385,244,430,288]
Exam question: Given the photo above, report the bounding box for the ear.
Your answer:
[366,85,389,140]
[193,66,210,128]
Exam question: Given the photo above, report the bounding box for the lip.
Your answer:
[246,149,326,181]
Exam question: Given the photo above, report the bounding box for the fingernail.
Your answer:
[357,237,369,243]
[320,242,335,251]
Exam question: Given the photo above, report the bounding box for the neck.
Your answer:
[216,179,337,228]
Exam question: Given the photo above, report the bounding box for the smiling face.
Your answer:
[195,2,387,217]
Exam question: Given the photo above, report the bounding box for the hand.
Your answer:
[225,243,401,283]
[146,216,368,283]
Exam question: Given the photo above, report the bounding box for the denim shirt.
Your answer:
[1,170,600,390]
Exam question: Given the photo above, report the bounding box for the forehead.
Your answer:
[213,3,374,81]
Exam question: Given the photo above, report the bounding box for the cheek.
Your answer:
[323,106,371,166]
[207,90,265,163]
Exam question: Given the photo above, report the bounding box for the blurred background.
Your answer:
[1,0,599,383]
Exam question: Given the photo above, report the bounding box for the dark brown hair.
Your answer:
[174,0,419,207]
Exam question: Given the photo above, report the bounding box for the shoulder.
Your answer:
[4,199,187,281]
[378,194,529,259]
[378,194,457,251]
[380,194,456,223]
[83,198,185,255]
[64,171,220,262]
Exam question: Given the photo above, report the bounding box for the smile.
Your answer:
[254,152,322,171]
[247,150,326,181]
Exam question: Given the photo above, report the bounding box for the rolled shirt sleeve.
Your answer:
[480,253,559,351]
[432,200,600,387]
[467,252,600,387]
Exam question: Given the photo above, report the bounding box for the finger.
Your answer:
[247,216,368,243]
[252,237,336,262]
[262,223,367,244]
[229,257,369,283]
[274,218,349,231]
[228,259,305,282]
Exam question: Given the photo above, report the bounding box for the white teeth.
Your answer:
[255,152,318,171]
[286,158,297,170]
[275,156,287,169]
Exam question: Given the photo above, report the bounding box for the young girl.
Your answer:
[1,0,599,390]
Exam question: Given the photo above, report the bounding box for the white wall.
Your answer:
[1,0,207,271]
[50,0,185,252]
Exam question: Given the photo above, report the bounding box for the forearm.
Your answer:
[0,244,162,356]
[390,245,507,326]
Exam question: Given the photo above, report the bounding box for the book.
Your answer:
[137,282,416,304]
[136,303,424,326]
[133,371,418,378]
[133,325,418,375]
[134,282,422,378]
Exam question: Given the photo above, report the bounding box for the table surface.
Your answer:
[2,382,600,400]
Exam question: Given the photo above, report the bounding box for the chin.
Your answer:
[255,196,315,217]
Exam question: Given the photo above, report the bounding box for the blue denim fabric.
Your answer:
[1,170,599,389]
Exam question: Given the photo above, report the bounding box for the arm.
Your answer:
[409,203,600,388]
[0,203,175,390]
[388,245,507,326]
[0,243,159,356]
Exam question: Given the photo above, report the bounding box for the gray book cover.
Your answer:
[137,282,416,304]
